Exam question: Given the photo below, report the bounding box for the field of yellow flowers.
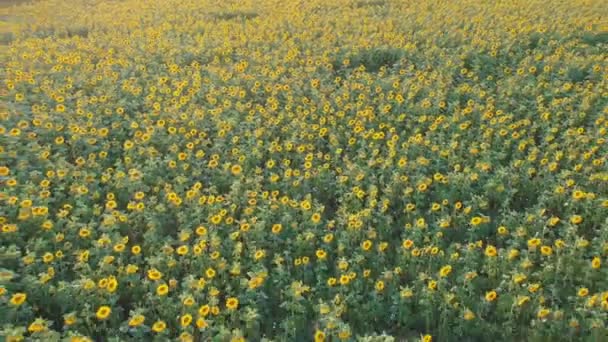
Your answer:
[1,0,607,340]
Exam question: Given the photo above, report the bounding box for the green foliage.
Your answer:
[210,11,259,21]
[332,47,404,73]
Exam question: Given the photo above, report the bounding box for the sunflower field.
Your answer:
[1,0,607,340]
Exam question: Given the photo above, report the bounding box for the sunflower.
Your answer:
[128,314,145,327]
[96,306,111,320]
[156,284,169,296]
[9,292,27,306]
[230,164,242,175]
[314,330,326,342]
[152,320,166,333]
[180,314,193,327]
[591,257,601,269]
[484,245,497,257]
[439,265,452,277]
[226,297,239,310]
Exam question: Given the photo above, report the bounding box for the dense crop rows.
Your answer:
[1,0,607,341]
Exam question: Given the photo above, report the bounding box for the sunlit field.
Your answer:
[1,0,607,341]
